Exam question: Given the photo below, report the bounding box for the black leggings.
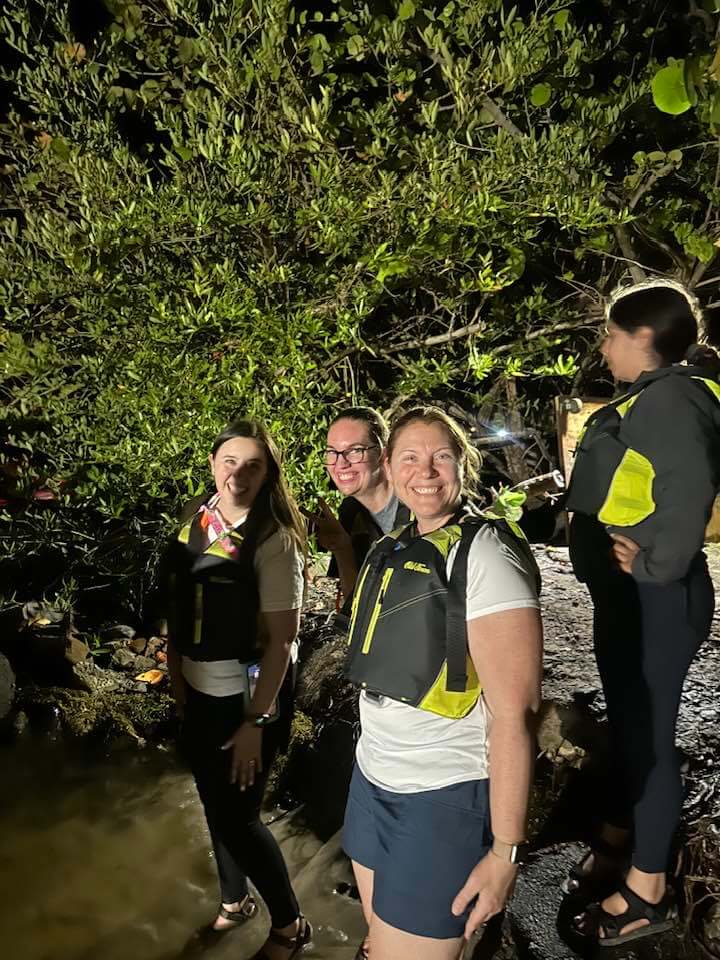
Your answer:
[181,679,299,928]
[588,553,714,873]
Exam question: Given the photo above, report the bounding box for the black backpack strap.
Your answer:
[445,519,482,693]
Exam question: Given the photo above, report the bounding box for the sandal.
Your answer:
[562,837,629,898]
[354,942,369,959]
[214,893,257,928]
[572,881,677,947]
[252,915,313,959]
[181,895,257,953]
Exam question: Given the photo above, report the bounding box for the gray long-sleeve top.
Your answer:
[567,365,720,585]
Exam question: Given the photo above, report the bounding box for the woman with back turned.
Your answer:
[565,281,720,947]
[164,418,311,960]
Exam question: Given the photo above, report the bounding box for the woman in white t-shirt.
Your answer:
[165,418,311,960]
[342,407,543,960]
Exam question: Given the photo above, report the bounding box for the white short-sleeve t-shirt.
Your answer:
[181,520,305,697]
[355,524,540,793]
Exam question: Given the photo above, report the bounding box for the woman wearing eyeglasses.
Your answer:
[310,407,409,608]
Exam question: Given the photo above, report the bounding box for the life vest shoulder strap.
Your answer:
[445,518,483,692]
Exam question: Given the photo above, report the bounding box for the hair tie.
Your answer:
[605,277,703,325]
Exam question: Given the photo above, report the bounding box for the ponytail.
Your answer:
[685,343,720,380]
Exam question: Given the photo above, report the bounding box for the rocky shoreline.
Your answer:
[2,548,719,957]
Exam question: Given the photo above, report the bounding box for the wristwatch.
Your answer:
[244,713,275,728]
[490,838,530,865]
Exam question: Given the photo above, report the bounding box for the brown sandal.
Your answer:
[215,893,258,927]
[252,915,313,959]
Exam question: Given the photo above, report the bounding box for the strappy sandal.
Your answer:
[252,914,313,959]
[183,895,257,952]
[562,837,629,898]
[572,882,677,947]
[214,893,258,928]
[354,941,369,959]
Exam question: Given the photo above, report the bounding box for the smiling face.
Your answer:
[209,436,268,515]
[599,320,659,383]
[325,417,385,499]
[387,420,464,532]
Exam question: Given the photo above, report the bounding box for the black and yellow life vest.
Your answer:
[164,510,264,663]
[567,373,720,526]
[344,508,535,719]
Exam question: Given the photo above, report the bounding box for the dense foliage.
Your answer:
[1,0,719,617]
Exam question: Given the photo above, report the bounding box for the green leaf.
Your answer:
[651,62,692,115]
[139,79,162,102]
[398,0,416,21]
[553,10,570,29]
[177,38,196,64]
[530,83,552,107]
[346,35,364,57]
[711,91,720,128]
[50,137,71,160]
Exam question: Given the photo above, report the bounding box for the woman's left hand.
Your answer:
[610,533,641,574]
[221,723,263,791]
[451,852,519,939]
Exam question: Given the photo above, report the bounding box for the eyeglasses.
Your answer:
[323,444,379,466]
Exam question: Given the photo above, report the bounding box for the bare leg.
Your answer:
[368,914,463,960]
[352,860,374,955]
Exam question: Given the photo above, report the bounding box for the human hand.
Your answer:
[610,533,640,574]
[305,497,352,555]
[451,851,519,940]
[221,723,263,790]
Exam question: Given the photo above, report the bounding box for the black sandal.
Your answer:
[252,915,313,959]
[354,941,369,959]
[562,837,629,898]
[573,882,677,947]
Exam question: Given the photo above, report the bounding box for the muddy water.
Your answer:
[0,739,365,960]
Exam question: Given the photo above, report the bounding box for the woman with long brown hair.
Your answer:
[164,417,311,960]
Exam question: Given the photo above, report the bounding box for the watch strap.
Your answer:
[490,839,529,864]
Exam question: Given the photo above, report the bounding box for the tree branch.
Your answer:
[612,224,647,282]
[380,317,486,355]
[481,97,525,140]
[490,319,595,356]
[629,163,676,211]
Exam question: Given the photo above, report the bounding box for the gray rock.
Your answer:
[101,624,136,642]
[133,656,157,673]
[0,653,16,720]
[144,636,166,657]
[111,647,137,671]
[127,636,148,655]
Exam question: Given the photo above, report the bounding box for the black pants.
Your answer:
[181,678,299,928]
[587,553,714,873]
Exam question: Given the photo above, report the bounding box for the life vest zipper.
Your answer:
[362,567,394,654]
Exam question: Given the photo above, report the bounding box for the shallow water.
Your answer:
[0,738,365,960]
